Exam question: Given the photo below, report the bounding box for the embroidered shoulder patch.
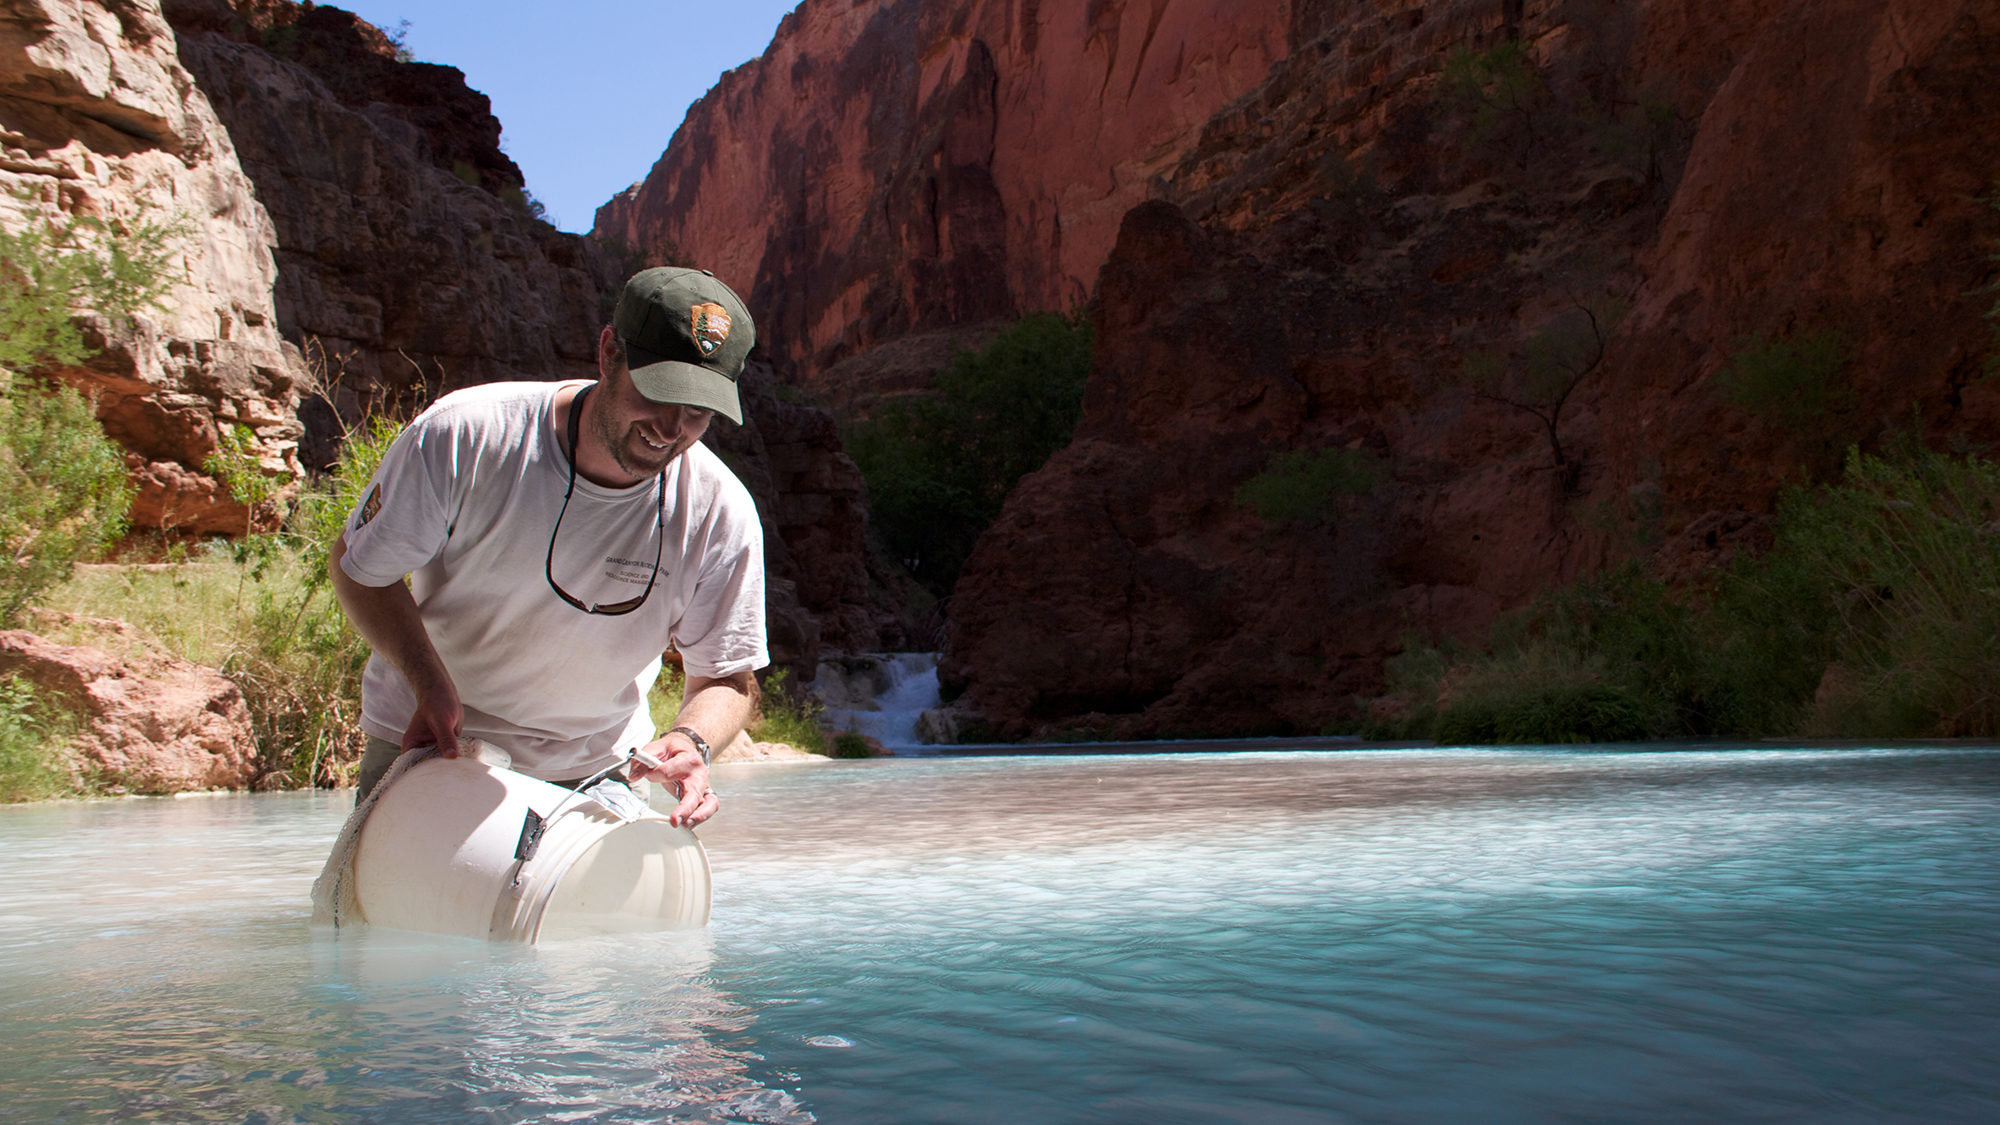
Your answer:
[356,483,382,527]
[690,302,730,356]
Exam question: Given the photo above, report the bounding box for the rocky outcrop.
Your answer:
[164,0,620,458]
[938,0,2000,739]
[594,0,1293,381]
[0,625,259,792]
[1607,0,2000,514]
[0,0,303,534]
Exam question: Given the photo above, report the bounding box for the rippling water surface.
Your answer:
[2,747,1997,1123]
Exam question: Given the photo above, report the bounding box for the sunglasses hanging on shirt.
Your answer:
[545,384,665,616]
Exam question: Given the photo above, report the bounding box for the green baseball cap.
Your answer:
[612,266,756,424]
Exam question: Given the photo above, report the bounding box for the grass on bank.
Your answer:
[1366,439,2000,743]
[12,413,398,797]
[647,665,830,757]
[43,546,372,789]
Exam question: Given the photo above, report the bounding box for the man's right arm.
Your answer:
[329,531,465,756]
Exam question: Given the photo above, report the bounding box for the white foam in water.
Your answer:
[814,652,940,750]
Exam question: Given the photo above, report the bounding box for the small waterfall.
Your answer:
[814,653,941,751]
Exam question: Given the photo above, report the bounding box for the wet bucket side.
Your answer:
[352,756,710,942]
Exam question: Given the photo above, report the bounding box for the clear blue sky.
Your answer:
[341,0,802,233]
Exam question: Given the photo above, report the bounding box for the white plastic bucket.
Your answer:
[351,756,711,942]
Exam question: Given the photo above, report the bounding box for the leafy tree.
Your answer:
[844,311,1093,593]
[0,370,134,623]
[1461,298,1624,487]
[1712,330,1852,433]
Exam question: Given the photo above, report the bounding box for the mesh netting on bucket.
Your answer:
[309,744,437,928]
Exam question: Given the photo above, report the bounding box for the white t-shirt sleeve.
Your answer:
[338,411,455,588]
[671,474,769,680]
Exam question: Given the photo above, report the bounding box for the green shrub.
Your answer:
[831,731,874,759]
[205,424,281,536]
[647,662,686,734]
[1585,93,1681,187]
[1387,441,2000,742]
[1236,447,1378,524]
[0,372,135,624]
[42,417,402,788]
[0,674,78,802]
[1712,331,1852,433]
[748,669,827,755]
[1440,40,1550,170]
[1437,680,1654,745]
[0,200,179,373]
[1777,441,2000,736]
[844,311,1092,592]
[293,414,401,587]
[649,664,831,756]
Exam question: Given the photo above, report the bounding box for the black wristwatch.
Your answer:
[668,725,712,765]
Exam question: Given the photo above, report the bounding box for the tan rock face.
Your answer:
[939,0,2000,738]
[594,0,1293,378]
[0,626,259,792]
[0,0,304,532]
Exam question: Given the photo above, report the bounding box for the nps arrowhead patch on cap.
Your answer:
[690,302,730,356]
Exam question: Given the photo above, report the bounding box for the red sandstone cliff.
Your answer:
[934,0,2000,738]
[594,0,1294,378]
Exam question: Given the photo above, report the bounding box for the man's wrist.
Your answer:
[667,725,711,765]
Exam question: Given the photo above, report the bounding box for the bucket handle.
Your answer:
[506,749,651,875]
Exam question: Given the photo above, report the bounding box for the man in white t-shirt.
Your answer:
[329,267,769,827]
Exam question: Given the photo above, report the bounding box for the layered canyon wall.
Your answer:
[164,0,619,462]
[593,0,1998,737]
[594,0,1295,381]
[942,0,2000,738]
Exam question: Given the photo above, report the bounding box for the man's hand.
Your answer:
[330,531,464,756]
[402,672,464,758]
[633,669,758,828]
[631,731,716,827]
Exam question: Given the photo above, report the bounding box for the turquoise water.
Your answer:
[1,747,1996,1123]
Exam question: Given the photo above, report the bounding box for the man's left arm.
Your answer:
[632,670,759,827]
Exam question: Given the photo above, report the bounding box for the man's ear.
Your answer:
[598,325,621,375]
